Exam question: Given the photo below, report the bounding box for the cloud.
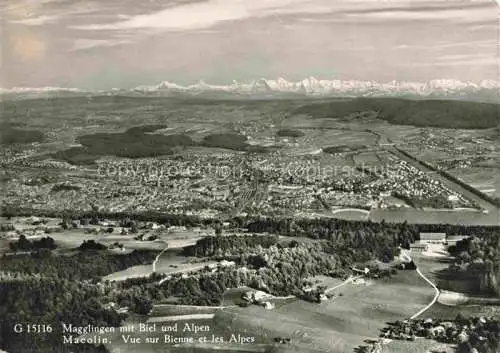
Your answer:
[410,53,498,67]
[343,1,494,23]
[68,0,496,34]
[434,58,498,66]
[436,53,498,62]
[394,39,498,50]
[4,0,100,26]
[69,38,133,51]
[10,14,60,25]
[344,1,491,15]
[9,31,46,61]
[69,0,349,31]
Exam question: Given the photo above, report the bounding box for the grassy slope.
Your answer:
[214,271,434,353]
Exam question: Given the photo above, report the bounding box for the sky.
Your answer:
[1,0,499,89]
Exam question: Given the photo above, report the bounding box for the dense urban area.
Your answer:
[0,95,499,353]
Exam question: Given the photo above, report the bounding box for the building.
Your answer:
[446,235,470,245]
[352,278,366,285]
[419,232,446,244]
[410,243,428,253]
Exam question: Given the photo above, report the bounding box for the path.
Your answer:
[330,208,370,216]
[152,245,169,273]
[147,314,215,322]
[157,263,215,285]
[154,304,237,309]
[324,275,363,294]
[410,267,440,319]
[400,250,440,319]
[364,253,441,353]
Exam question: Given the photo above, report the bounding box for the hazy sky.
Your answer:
[1,0,499,89]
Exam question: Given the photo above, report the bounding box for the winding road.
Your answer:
[400,250,440,319]
[152,245,169,273]
[410,267,440,320]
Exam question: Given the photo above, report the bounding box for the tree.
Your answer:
[214,222,222,237]
[134,297,153,315]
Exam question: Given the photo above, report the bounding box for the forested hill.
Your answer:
[448,231,500,296]
[295,98,500,129]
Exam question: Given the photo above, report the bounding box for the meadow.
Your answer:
[448,166,499,199]
[189,270,437,353]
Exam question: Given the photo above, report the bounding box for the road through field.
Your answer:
[410,267,440,319]
[152,245,169,273]
[157,263,217,284]
[324,275,363,294]
[400,251,440,319]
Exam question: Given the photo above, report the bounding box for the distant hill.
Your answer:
[276,129,305,138]
[52,128,265,165]
[52,126,195,164]
[295,98,500,129]
[201,133,248,150]
[0,124,44,145]
[323,145,366,154]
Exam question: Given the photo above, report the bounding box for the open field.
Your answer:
[305,275,345,291]
[0,239,9,255]
[447,166,500,198]
[209,271,436,353]
[412,246,500,321]
[438,290,500,306]
[328,208,370,221]
[6,229,168,251]
[382,339,454,353]
[1,218,205,252]
[151,305,222,317]
[91,315,276,353]
[103,250,216,282]
[369,208,499,226]
[424,302,500,319]
[0,216,61,230]
[353,151,382,165]
[77,264,445,353]
[412,247,491,296]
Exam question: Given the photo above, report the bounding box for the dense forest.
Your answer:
[323,145,366,154]
[244,217,419,252]
[9,234,56,252]
[0,276,116,353]
[294,98,500,129]
[51,126,268,164]
[0,249,158,352]
[275,129,305,138]
[3,206,499,237]
[448,233,500,296]
[0,124,44,145]
[183,234,279,257]
[0,249,157,281]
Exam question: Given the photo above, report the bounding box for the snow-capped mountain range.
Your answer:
[134,77,500,97]
[2,77,499,100]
